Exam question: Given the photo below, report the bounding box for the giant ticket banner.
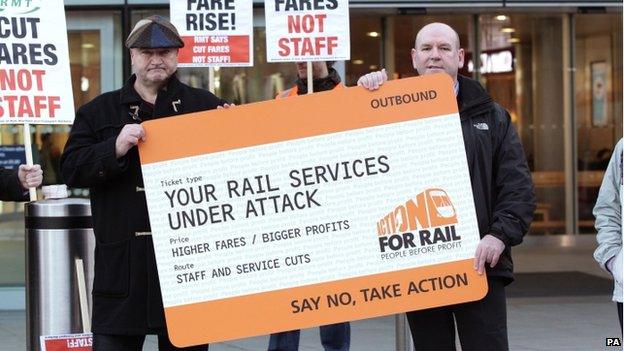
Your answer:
[0,0,74,124]
[139,74,487,347]
[170,0,253,66]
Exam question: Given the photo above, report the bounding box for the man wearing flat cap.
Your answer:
[61,16,227,351]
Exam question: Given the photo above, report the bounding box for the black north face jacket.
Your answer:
[61,74,227,335]
[457,75,536,284]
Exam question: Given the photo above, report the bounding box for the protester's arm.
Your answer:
[60,108,130,188]
[488,106,536,248]
[0,164,42,201]
[0,168,27,201]
[593,140,623,272]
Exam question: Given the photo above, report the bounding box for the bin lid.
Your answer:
[25,198,91,217]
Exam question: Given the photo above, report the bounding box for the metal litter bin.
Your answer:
[25,198,94,351]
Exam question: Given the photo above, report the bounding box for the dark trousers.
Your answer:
[268,322,350,351]
[93,333,208,351]
[406,277,508,351]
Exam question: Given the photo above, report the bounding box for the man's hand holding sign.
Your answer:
[138,73,488,347]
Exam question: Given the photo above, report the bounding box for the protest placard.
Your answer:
[139,73,487,346]
[0,0,74,124]
[170,0,254,67]
[40,333,92,351]
[264,0,350,62]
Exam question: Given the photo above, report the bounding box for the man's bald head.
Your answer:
[415,22,461,50]
[411,22,465,83]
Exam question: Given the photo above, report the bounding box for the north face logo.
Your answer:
[473,123,489,130]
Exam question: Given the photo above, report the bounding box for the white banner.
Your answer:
[170,0,254,67]
[264,0,350,62]
[0,0,74,124]
[143,115,479,307]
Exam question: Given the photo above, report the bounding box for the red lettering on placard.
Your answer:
[286,14,327,33]
[277,36,338,57]
[0,69,46,91]
[41,334,92,351]
[0,95,60,118]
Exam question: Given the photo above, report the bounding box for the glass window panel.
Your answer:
[575,13,623,233]
[344,15,382,86]
[480,13,566,235]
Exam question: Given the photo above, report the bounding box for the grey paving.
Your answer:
[1,296,620,351]
[1,235,621,350]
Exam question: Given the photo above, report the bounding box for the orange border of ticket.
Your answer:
[138,74,488,347]
[140,74,458,164]
[166,259,486,346]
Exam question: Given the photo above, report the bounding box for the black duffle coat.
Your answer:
[60,74,226,335]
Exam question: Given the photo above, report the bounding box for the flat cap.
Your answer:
[125,15,184,49]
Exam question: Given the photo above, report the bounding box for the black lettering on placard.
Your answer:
[187,0,235,11]
[274,0,338,11]
[186,12,236,31]
[370,91,438,109]
[227,175,280,198]
[359,284,401,302]
[164,184,218,208]
[407,274,469,294]
[291,296,321,313]
[244,189,320,218]
[289,156,389,188]
[167,204,234,230]
[0,17,40,39]
[212,266,231,277]
[326,292,355,307]
[0,43,58,65]
[176,270,207,283]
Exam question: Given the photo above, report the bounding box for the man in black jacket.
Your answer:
[357,22,535,351]
[0,165,42,201]
[61,16,227,351]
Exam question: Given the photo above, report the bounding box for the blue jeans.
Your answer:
[268,322,350,351]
